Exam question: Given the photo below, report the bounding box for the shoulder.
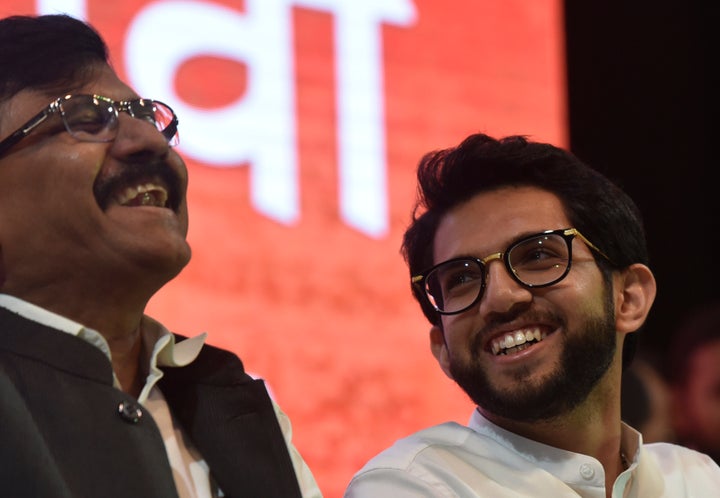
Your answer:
[345,422,496,497]
[358,422,478,470]
[172,332,242,365]
[165,333,251,384]
[642,441,719,463]
[640,442,720,484]
[195,337,243,363]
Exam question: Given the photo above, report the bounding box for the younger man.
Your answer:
[345,133,720,497]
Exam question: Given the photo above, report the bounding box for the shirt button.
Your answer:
[117,401,143,424]
[579,463,595,480]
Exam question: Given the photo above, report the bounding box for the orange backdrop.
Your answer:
[2,1,566,496]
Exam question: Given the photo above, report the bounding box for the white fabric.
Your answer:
[345,409,720,497]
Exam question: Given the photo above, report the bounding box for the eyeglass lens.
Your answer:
[59,96,177,144]
[425,232,572,313]
[60,96,116,141]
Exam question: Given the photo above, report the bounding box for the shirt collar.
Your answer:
[0,293,207,402]
[0,293,87,334]
[137,315,207,402]
[468,408,643,492]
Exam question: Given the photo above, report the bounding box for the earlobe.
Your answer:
[615,263,657,334]
[430,325,453,379]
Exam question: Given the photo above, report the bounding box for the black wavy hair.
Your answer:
[401,133,649,368]
[0,14,108,102]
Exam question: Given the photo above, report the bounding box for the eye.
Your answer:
[129,100,159,127]
[134,107,157,125]
[511,236,568,271]
[436,261,483,292]
[64,105,111,134]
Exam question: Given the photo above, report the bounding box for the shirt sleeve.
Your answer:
[272,399,324,498]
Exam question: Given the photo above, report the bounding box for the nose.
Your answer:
[107,112,170,160]
[477,256,532,315]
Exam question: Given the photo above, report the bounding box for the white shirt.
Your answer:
[0,294,322,498]
[344,409,720,497]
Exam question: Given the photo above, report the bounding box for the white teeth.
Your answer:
[491,327,545,356]
[504,335,515,349]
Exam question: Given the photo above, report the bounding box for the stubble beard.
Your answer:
[448,298,617,423]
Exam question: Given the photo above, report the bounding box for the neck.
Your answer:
[480,363,627,491]
[107,323,146,397]
[64,303,148,398]
[2,283,152,398]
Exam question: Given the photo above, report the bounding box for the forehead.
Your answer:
[0,65,138,136]
[433,186,570,262]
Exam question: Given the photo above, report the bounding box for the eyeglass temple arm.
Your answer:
[0,110,50,157]
[566,228,612,262]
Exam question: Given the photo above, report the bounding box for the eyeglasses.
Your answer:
[0,94,179,157]
[411,228,609,315]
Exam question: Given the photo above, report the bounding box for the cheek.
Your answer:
[560,274,612,320]
[441,315,477,357]
[0,182,59,241]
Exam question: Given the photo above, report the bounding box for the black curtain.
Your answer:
[563,2,718,369]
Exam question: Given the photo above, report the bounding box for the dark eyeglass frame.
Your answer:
[0,94,179,158]
[411,228,610,315]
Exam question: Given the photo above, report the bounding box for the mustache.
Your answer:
[93,160,184,211]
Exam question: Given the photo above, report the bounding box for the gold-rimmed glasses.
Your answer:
[411,228,610,315]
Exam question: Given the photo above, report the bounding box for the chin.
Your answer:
[164,243,192,275]
[137,240,192,282]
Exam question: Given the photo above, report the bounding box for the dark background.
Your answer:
[563,2,718,373]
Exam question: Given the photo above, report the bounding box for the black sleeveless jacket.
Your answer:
[0,307,303,498]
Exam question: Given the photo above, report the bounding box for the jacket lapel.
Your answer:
[159,342,303,498]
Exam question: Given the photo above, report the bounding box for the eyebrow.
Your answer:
[443,229,550,258]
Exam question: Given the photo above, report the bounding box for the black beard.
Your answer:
[449,297,616,422]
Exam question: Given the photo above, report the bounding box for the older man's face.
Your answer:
[0,64,190,300]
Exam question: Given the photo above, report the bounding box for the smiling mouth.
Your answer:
[94,161,183,213]
[115,182,170,208]
[490,327,549,356]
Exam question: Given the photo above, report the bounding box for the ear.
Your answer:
[430,325,453,379]
[614,263,656,334]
